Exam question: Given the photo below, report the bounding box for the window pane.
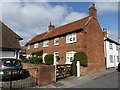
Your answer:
[110,55,113,63]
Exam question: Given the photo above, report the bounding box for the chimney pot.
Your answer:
[48,22,55,32]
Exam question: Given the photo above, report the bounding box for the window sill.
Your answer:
[54,44,59,46]
[66,41,76,44]
[43,46,49,48]
[65,62,72,64]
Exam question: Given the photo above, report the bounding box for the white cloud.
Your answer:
[1,2,87,45]
[95,2,118,15]
[1,2,118,46]
[61,12,87,25]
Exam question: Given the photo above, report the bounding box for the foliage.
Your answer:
[71,59,77,76]
[22,56,43,64]
[21,59,29,63]
[29,56,43,64]
[72,51,88,76]
[74,51,88,66]
[32,50,43,57]
[20,50,26,55]
[44,54,54,65]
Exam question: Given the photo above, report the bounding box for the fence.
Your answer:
[56,64,72,80]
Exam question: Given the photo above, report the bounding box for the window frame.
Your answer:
[110,55,113,63]
[34,43,39,48]
[66,33,77,44]
[117,56,119,62]
[43,40,49,47]
[116,45,119,51]
[109,42,113,49]
[54,37,59,46]
[66,51,76,64]
[27,44,30,50]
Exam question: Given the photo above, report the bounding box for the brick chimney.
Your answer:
[103,28,108,37]
[48,22,55,32]
[89,4,97,18]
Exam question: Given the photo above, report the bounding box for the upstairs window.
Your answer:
[66,33,76,43]
[109,42,113,49]
[27,44,30,50]
[54,38,59,45]
[43,40,49,47]
[34,43,39,48]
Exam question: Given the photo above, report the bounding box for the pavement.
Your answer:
[34,68,117,88]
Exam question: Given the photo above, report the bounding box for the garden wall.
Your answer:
[22,63,56,86]
[80,66,87,76]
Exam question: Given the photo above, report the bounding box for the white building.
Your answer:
[104,35,120,68]
[118,38,120,63]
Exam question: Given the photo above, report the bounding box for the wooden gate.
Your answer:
[56,64,72,80]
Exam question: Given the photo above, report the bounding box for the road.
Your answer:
[73,72,119,88]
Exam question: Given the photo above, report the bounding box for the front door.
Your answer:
[54,52,59,65]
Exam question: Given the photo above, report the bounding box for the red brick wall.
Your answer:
[80,66,87,76]
[22,63,56,85]
[26,18,105,74]
[85,18,105,72]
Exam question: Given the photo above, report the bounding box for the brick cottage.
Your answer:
[25,4,106,73]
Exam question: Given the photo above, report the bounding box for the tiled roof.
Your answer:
[104,36,120,45]
[0,21,23,50]
[26,16,93,45]
[26,32,47,44]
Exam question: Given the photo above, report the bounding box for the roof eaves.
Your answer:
[104,37,120,45]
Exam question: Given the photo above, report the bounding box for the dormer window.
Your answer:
[34,43,39,48]
[66,33,76,43]
[27,44,30,50]
[54,38,59,45]
[43,40,49,47]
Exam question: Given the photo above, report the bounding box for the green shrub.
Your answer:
[72,51,88,76]
[29,56,43,64]
[32,50,43,57]
[21,59,29,63]
[44,54,54,65]
[74,51,88,66]
[71,59,77,76]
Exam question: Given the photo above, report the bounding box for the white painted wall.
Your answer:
[0,50,19,59]
[104,40,119,68]
[118,39,120,64]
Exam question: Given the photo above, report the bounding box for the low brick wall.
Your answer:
[22,63,56,86]
[80,66,87,76]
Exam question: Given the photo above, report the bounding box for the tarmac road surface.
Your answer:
[73,72,119,88]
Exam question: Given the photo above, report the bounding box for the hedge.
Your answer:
[74,51,88,66]
[22,56,43,64]
[32,50,43,57]
[44,54,54,65]
[72,51,88,76]
[29,56,43,64]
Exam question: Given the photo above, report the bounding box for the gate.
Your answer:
[0,68,37,89]
[56,64,72,80]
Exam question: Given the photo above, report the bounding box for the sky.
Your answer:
[0,0,119,46]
